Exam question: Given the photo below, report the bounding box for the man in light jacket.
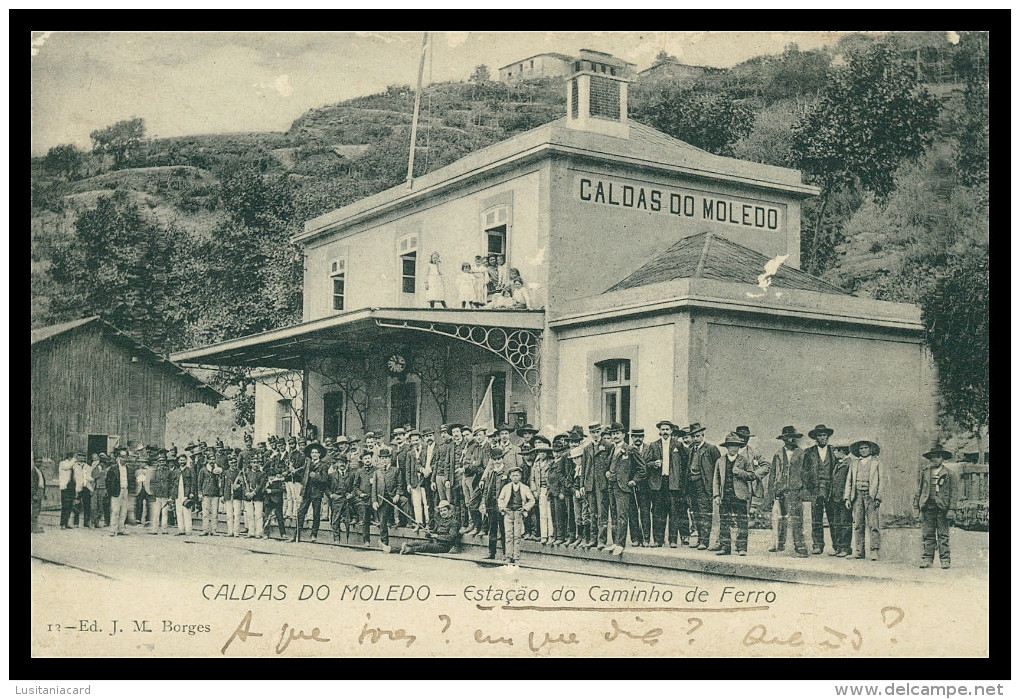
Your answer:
[843,440,883,561]
[712,432,759,556]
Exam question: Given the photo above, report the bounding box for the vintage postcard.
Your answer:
[30,29,990,659]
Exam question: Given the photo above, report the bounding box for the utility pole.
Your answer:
[406,32,429,188]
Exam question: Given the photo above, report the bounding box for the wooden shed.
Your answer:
[31,317,223,490]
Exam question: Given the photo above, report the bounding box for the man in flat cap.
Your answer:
[351,450,377,546]
[804,424,836,554]
[913,444,958,569]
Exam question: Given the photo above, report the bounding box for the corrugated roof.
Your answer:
[605,232,850,296]
[31,316,224,399]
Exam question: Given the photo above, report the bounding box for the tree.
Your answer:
[44,144,83,180]
[792,44,941,273]
[652,50,679,67]
[470,64,490,83]
[634,83,754,156]
[90,117,146,169]
[48,189,187,352]
[831,141,988,299]
[187,164,303,346]
[922,250,988,438]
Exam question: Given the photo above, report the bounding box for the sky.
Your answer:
[30,30,849,156]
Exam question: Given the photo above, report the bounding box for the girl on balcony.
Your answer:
[457,262,476,309]
[425,251,447,308]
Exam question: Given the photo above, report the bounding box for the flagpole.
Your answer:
[407,32,429,188]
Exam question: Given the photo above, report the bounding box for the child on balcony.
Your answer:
[457,262,476,309]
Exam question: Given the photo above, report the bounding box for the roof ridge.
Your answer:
[693,231,713,279]
[706,232,848,293]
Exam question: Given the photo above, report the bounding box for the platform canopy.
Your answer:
[170,307,545,371]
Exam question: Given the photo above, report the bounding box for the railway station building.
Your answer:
[172,52,935,518]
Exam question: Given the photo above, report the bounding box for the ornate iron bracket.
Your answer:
[306,354,370,432]
[413,343,450,423]
[374,318,541,396]
[237,368,304,425]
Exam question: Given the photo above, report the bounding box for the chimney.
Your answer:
[566,49,632,139]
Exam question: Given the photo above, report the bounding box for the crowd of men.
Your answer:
[32,420,959,569]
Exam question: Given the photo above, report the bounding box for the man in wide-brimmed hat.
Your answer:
[527,436,554,544]
[803,424,837,554]
[516,423,539,444]
[769,426,808,557]
[843,439,884,561]
[686,423,719,550]
[436,423,468,531]
[913,444,958,569]
[713,432,758,556]
[290,442,328,543]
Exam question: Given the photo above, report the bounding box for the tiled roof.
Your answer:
[605,232,849,296]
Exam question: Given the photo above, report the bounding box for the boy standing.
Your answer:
[913,445,959,569]
[498,465,535,566]
[843,440,883,561]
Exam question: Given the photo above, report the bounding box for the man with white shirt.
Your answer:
[404,430,431,530]
[105,448,136,536]
[645,420,689,547]
[57,451,76,529]
[72,451,93,528]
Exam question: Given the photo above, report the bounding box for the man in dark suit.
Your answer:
[605,422,647,555]
[645,420,690,547]
[435,424,466,529]
[803,424,836,554]
[105,447,137,536]
[291,443,329,543]
[686,423,720,550]
[769,426,809,557]
[372,446,406,552]
[629,428,651,546]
